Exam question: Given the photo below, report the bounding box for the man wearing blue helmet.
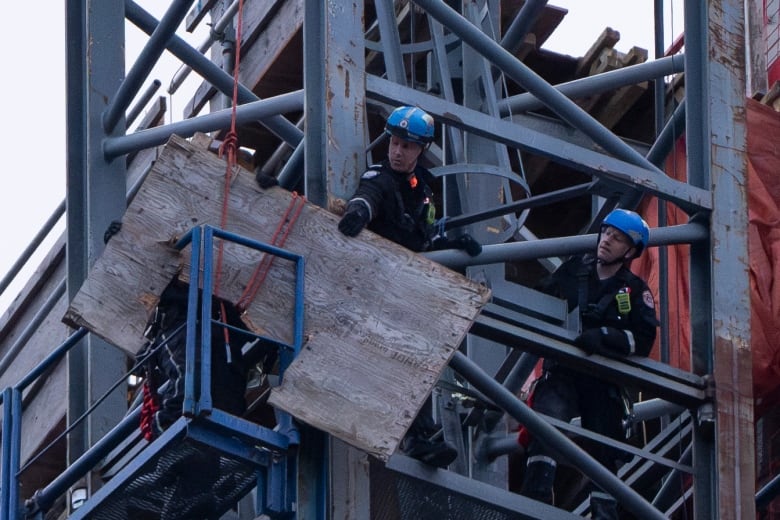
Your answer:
[338,106,481,468]
[518,209,658,519]
[338,105,481,256]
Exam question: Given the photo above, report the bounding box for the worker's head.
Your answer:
[597,209,650,264]
[384,106,435,173]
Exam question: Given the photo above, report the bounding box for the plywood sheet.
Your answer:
[64,134,491,461]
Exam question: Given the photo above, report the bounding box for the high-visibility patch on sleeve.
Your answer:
[361,169,380,179]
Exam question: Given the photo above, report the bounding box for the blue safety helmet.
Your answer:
[601,209,650,257]
[385,106,435,146]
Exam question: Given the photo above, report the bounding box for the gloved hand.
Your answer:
[432,233,482,256]
[451,233,482,256]
[338,201,370,237]
[574,328,603,355]
[255,171,279,189]
[103,220,122,244]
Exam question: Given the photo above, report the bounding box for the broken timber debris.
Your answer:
[64,133,491,461]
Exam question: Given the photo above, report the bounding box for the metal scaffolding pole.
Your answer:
[413,0,663,174]
[125,0,303,147]
[500,0,548,54]
[449,351,667,520]
[425,221,709,268]
[103,90,303,159]
[499,55,686,116]
[104,0,195,133]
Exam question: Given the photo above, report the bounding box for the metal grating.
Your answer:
[79,437,258,520]
[391,476,521,519]
[371,457,579,520]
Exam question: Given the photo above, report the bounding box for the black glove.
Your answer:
[574,328,603,355]
[255,171,279,189]
[338,201,370,237]
[451,234,482,256]
[103,220,122,244]
[433,233,482,256]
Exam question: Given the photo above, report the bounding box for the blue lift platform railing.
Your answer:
[2,225,305,520]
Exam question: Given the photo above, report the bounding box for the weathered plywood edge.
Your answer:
[268,246,491,461]
[64,133,492,463]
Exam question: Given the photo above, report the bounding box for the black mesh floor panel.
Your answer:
[83,437,258,520]
[371,459,525,520]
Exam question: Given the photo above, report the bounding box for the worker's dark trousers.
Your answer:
[151,319,247,436]
[520,369,625,508]
[407,396,437,438]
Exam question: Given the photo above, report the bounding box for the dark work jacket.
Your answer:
[348,160,436,252]
[539,254,659,359]
[140,281,252,422]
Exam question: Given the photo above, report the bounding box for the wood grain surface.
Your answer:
[64,134,491,461]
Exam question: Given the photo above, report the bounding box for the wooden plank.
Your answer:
[64,134,491,461]
[594,82,647,129]
[575,27,619,77]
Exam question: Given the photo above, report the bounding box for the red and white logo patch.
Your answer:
[642,290,655,308]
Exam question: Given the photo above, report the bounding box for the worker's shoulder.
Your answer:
[359,164,396,187]
[556,254,592,276]
[360,163,386,179]
[618,266,649,288]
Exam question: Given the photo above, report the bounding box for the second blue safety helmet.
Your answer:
[601,209,650,257]
[385,106,435,147]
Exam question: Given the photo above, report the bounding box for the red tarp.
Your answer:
[634,98,780,419]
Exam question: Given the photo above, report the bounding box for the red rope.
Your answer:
[236,193,306,313]
[140,379,161,441]
[207,0,304,316]
[214,0,246,300]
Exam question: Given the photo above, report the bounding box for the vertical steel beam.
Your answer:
[304,0,365,207]
[302,0,326,204]
[303,0,367,516]
[460,0,514,242]
[654,0,672,369]
[745,0,768,97]
[708,0,755,518]
[686,0,754,517]
[1,388,11,520]
[65,0,129,505]
[7,388,23,518]
[682,2,716,516]
[375,0,407,85]
[460,0,512,487]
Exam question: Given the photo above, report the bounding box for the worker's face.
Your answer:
[387,135,424,174]
[597,225,636,263]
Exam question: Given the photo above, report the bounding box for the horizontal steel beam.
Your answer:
[470,314,708,409]
[367,75,711,213]
[386,454,580,519]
